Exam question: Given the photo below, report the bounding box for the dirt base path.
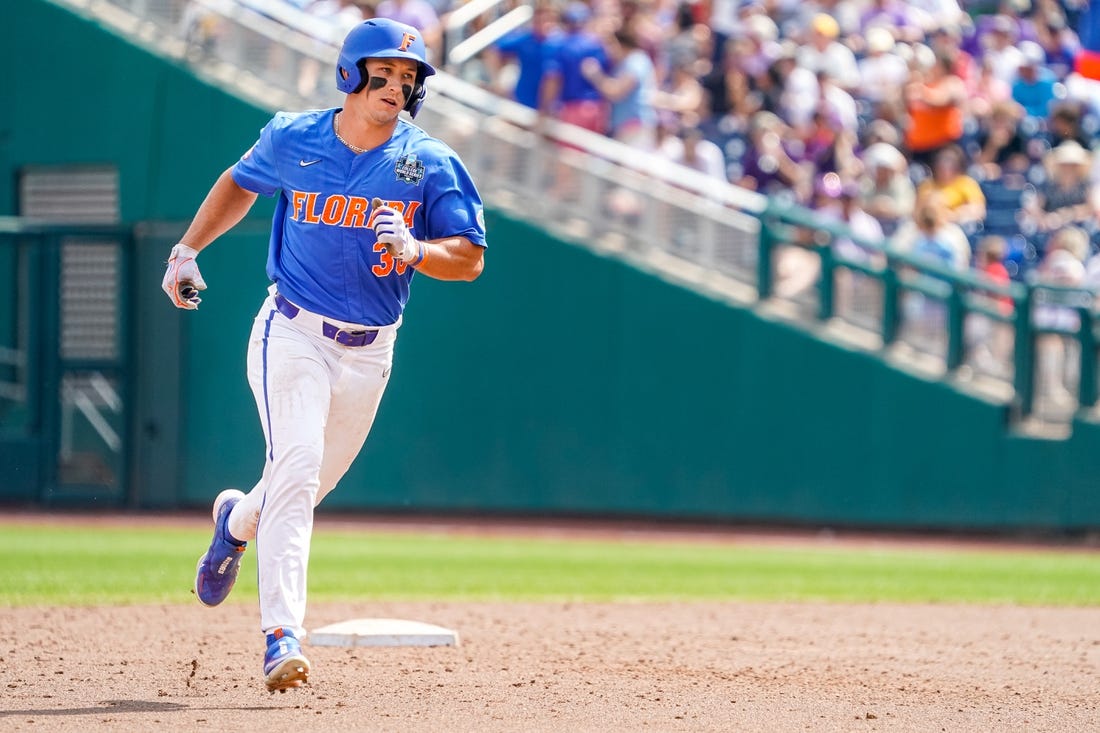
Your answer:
[3,601,1099,732]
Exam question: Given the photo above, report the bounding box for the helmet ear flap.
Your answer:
[349,59,370,94]
[337,60,367,94]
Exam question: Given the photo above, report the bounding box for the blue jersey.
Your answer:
[232,109,487,326]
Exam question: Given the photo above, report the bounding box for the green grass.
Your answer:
[0,522,1098,606]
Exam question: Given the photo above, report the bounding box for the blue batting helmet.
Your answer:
[336,18,437,117]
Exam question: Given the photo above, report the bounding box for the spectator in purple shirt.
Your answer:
[859,0,926,44]
[738,111,811,200]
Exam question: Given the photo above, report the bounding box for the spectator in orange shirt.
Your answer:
[904,51,968,168]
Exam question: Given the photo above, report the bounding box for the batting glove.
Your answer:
[372,205,425,266]
[162,243,207,310]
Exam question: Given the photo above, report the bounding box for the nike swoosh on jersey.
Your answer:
[299,159,322,167]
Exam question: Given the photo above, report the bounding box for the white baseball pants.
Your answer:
[226,288,397,637]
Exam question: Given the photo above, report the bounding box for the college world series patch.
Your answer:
[395,153,425,184]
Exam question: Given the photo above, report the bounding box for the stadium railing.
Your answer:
[49,0,1100,432]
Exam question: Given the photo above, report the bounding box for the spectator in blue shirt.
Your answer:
[539,2,610,134]
[1012,41,1060,121]
[484,1,562,109]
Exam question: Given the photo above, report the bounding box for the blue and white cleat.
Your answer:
[193,488,247,607]
[263,628,311,692]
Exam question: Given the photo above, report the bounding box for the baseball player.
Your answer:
[161,18,486,692]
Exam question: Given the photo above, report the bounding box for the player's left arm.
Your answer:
[371,200,484,281]
[414,236,485,281]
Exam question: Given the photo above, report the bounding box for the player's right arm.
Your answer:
[162,169,258,309]
[177,168,259,253]
[164,114,283,309]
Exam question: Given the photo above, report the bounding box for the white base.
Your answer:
[308,618,460,648]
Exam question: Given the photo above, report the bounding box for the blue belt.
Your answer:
[274,293,380,347]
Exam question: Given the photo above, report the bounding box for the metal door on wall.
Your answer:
[0,221,135,505]
[0,165,134,505]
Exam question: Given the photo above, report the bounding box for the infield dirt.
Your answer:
[3,599,1099,731]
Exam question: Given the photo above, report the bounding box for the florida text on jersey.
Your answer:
[232,109,487,326]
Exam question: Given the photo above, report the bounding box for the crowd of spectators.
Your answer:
[476,0,1100,288]
[476,0,1100,400]
[199,0,1100,281]
[475,0,1100,399]
[189,0,1100,397]
[182,0,1100,290]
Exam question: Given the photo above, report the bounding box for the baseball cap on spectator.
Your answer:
[1045,14,1066,32]
[668,46,698,70]
[745,14,778,42]
[991,14,1017,39]
[562,2,590,25]
[750,110,783,133]
[811,13,839,39]
[911,43,936,70]
[1051,226,1090,262]
[1019,41,1045,67]
[864,119,901,147]
[989,99,1023,121]
[865,26,895,54]
[738,0,766,18]
[893,42,914,65]
[774,39,799,61]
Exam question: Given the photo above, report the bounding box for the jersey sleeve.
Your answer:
[422,145,488,247]
[231,114,285,197]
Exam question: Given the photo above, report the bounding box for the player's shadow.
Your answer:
[0,699,277,717]
[0,700,188,717]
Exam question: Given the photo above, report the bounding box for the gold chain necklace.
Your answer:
[334,113,367,154]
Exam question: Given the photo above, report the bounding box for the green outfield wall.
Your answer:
[0,1,274,223]
[4,0,1099,530]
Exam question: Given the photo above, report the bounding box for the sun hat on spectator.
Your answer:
[864,142,907,171]
[1046,140,1092,167]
